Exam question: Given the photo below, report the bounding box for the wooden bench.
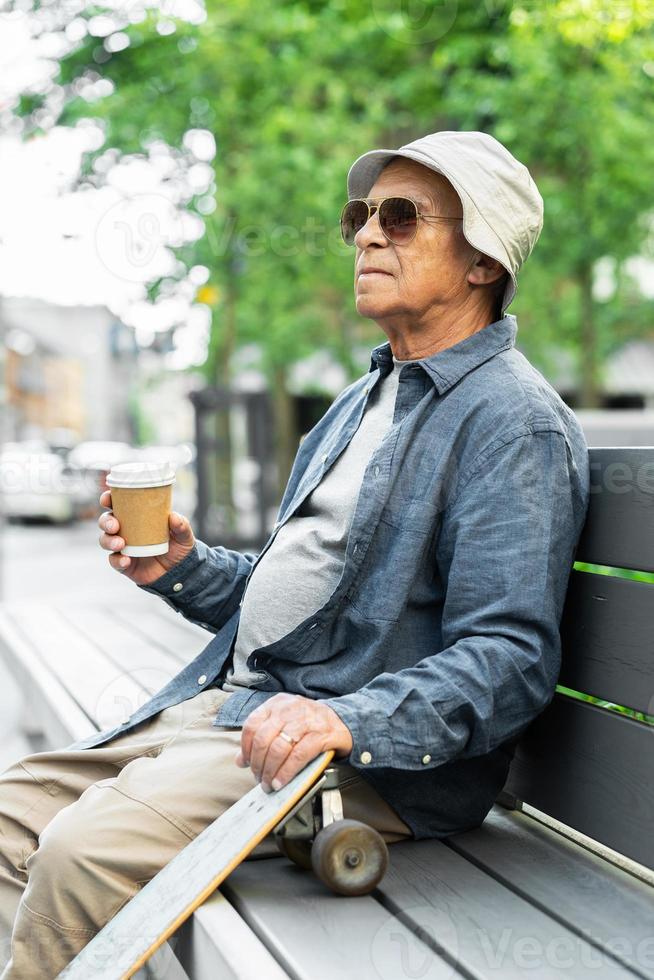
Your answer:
[1,445,653,980]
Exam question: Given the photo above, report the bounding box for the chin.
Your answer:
[355,296,396,319]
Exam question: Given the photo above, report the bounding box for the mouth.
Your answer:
[358,268,393,278]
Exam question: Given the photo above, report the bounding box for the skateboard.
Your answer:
[58,749,389,979]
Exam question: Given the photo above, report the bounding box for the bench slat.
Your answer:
[112,602,211,667]
[447,805,654,979]
[559,571,654,713]
[0,608,94,746]
[60,604,183,696]
[7,605,148,731]
[377,839,639,979]
[575,448,654,573]
[175,890,290,980]
[134,942,189,979]
[223,858,465,980]
[505,694,654,872]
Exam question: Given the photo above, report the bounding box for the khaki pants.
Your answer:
[0,687,411,978]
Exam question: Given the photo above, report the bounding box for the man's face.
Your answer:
[352,158,480,323]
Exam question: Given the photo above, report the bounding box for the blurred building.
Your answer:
[537,338,654,445]
[574,408,654,447]
[137,361,201,447]
[602,340,654,409]
[4,344,84,441]
[545,339,654,410]
[0,297,138,444]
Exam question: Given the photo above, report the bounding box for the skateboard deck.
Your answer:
[58,750,334,980]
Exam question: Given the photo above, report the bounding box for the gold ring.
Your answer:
[277,730,299,746]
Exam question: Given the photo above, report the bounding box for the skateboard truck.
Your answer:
[273,765,389,896]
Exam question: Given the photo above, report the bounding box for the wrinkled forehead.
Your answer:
[367,157,462,215]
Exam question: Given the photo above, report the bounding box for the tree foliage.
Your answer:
[14,0,654,406]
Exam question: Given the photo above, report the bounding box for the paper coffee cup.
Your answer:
[106,460,176,557]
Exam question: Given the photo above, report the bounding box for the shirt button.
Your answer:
[360,751,372,765]
[173,582,183,593]
[198,674,207,685]
[373,465,380,477]
[422,754,431,765]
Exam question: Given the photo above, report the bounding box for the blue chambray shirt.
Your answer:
[73,314,590,840]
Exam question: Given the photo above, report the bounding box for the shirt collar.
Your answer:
[368,314,518,395]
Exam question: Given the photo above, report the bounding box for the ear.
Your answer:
[466,252,505,287]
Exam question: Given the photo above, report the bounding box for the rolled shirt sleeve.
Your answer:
[323,428,588,772]
[137,538,258,634]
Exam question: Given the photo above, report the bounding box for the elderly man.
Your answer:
[0,131,590,976]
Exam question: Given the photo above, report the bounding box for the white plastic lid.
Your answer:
[106,460,176,489]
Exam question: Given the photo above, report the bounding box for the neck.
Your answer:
[378,301,497,361]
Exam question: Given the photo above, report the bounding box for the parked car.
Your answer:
[0,450,85,524]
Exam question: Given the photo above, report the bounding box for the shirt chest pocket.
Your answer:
[348,504,441,622]
[382,492,442,531]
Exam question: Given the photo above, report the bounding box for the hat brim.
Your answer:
[346,148,516,316]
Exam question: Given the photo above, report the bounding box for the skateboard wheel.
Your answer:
[311,819,388,896]
[277,836,314,870]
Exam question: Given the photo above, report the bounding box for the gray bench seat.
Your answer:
[0,446,653,979]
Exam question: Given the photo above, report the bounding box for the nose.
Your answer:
[353,205,388,250]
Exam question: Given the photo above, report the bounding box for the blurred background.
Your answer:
[1,0,654,608]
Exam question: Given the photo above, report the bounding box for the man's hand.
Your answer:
[98,490,196,586]
[235,693,353,793]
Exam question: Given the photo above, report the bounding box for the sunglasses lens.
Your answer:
[379,198,418,244]
[341,200,369,246]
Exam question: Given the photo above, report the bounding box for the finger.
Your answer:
[99,490,112,508]
[247,715,294,783]
[99,531,126,552]
[236,703,273,767]
[108,552,131,572]
[266,733,322,792]
[169,512,194,544]
[98,511,119,533]
[260,730,306,791]
[236,694,298,768]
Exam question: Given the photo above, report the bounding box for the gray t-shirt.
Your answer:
[221,354,418,692]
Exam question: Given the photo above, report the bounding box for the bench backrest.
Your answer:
[504,447,654,872]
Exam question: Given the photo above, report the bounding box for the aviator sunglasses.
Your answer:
[340,196,462,247]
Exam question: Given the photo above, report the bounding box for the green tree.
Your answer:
[11,0,654,451]
[432,0,654,404]
[51,0,507,480]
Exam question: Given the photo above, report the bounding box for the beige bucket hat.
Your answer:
[347,130,544,316]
